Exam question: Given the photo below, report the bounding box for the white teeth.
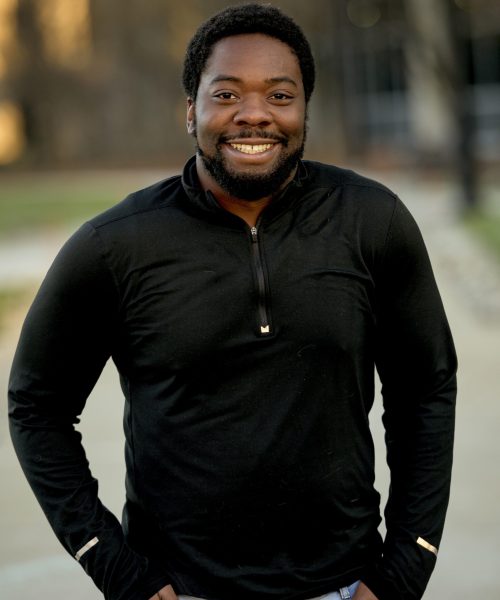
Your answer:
[230,143,274,154]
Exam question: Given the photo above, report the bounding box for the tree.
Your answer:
[404,0,478,211]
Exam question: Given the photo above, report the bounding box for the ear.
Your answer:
[186,98,196,135]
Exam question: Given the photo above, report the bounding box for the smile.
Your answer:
[229,143,275,154]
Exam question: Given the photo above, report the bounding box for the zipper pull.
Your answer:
[250,226,258,242]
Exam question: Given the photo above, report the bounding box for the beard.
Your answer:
[195,129,305,201]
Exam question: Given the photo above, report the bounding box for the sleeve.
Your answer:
[8,222,171,600]
[363,199,457,600]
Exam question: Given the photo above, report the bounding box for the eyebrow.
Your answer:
[209,75,299,88]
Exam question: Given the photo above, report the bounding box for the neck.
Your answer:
[215,195,271,228]
[195,154,296,228]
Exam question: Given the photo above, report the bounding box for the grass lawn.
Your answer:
[466,209,500,262]
[0,170,172,235]
[0,286,35,335]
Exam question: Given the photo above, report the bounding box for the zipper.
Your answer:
[250,225,271,336]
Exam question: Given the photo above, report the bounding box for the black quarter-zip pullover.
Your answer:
[8,157,457,600]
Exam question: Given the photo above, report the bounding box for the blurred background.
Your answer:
[0,0,499,598]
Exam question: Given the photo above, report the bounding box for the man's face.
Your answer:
[187,33,307,201]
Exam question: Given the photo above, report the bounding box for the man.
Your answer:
[8,4,457,600]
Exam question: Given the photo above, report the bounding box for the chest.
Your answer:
[112,213,376,375]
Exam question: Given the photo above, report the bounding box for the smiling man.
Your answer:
[9,4,456,600]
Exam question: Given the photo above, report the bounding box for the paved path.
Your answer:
[1,170,499,599]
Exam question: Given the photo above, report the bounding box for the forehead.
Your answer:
[202,33,302,85]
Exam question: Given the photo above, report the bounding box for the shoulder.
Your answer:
[302,160,400,230]
[87,173,184,230]
[303,160,398,203]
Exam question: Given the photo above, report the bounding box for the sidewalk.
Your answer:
[1,170,499,599]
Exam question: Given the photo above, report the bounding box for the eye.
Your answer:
[269,92,293,103]
[213,91,238,101]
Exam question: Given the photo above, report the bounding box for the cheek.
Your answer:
[279,110,306,138]
[195,113,223,142]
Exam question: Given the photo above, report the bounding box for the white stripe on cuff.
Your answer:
[416,536,438,556]
[75,537,99,561]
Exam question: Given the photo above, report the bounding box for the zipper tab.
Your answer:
[250,226,258,242]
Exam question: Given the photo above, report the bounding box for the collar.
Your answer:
[180,155,309,226]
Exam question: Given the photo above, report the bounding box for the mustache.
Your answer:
[220,129,288,144]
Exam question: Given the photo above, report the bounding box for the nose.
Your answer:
[233,94,272,127]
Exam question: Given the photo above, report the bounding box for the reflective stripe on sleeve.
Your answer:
[75,536,99,561]
[416,536,438,556]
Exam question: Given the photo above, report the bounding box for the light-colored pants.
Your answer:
[178,580,360,600]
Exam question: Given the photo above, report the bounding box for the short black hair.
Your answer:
[182,3,315,103]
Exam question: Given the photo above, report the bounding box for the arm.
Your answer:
[8,223,169,600]
[364,200,457,600]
